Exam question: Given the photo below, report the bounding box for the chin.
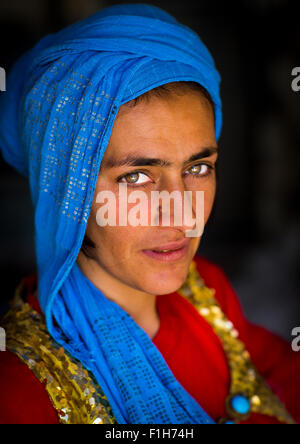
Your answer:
[141,268,189,296]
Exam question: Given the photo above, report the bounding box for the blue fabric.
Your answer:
[0,3,222,424]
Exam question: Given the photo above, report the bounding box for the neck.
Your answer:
[76,252,160,340]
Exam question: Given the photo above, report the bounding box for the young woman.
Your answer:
[0,3,299,424]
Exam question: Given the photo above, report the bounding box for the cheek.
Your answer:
[89,202,142,255]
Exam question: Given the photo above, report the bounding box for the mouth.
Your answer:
[142,239,190,263]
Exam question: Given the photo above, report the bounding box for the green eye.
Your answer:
[119,172,151,185]
[125,173,139,183]
[187,164,211,176]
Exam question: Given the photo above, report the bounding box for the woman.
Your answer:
[0,3,299,424]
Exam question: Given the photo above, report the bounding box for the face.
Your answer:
[77,89,218,297]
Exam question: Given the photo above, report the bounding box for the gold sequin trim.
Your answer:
[1,282,117,425]
[177,260,296,424]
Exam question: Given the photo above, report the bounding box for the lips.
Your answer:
[142,238,190,263]
[147,238,190,252]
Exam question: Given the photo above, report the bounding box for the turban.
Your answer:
[0,3,221,423]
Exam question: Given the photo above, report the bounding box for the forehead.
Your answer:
[101,91,216,166]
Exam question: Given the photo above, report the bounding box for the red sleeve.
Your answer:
[0,350,59,424]
[194,254,300,424]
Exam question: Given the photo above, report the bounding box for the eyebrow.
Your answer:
[102,146,218,170]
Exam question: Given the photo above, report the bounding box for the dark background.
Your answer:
[0,0,299,339]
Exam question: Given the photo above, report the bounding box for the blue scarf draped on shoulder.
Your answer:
[0,3,222,424]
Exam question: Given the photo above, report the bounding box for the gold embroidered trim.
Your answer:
[1,282,117,425]
[177,260,296,424]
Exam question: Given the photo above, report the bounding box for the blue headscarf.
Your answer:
[0,4,222,424]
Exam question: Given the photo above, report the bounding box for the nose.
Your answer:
[151,176,203,236]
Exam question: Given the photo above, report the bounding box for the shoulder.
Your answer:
[0,349,59,424]
[0,275,59,424]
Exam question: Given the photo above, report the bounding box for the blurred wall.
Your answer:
[0,0,299,339]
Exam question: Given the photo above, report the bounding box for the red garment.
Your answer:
[0,255,299,424]
[154,256,300,424]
